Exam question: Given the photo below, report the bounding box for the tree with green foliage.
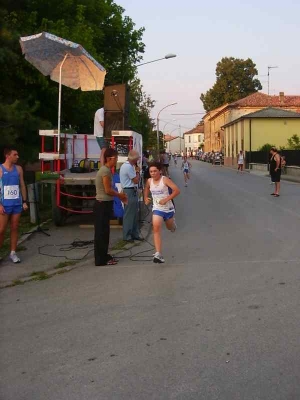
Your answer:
[200,57,262,112]
[257,143,275,152]
[287,134,300,150]
[128,78,155,147]
[0,0,153,163]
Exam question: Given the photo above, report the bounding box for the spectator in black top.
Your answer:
[269,147,281,197]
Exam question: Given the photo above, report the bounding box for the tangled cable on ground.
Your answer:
[37,204,154,262]
[38,239,95,261]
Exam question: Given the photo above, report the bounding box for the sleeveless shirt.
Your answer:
[270,154,281,173]
[150,176,174,213]
[183,161,190,171]
[0,165,22,206]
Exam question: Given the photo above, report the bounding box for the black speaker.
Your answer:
[104,111,126,138]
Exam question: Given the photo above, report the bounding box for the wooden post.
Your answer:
[27,183,38,224]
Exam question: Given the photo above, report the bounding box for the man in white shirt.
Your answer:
[94,107,108,165]
[120,150,142,242]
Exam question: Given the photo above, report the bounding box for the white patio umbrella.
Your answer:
[20,32,106,152]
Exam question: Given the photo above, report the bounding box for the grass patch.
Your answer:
[30,271,50,281]
[6,279,25,288]
[17,245,27,252]
[111,240,129,251]
[30,270,44,276]
[2,264,75,289]
[54,261,77,269]
[56,269,69,275]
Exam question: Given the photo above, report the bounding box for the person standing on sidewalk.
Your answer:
[270,147,281,197]
[120,150,143,242]
[94,148,127,266]
[237,150,245,173]
[144,162,180,264]
[94,106,108,166]
[0,146,28,263]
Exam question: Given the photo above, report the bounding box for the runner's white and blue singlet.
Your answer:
[150,176,174,220]
[183,161,190,173]
[0,165,22,214]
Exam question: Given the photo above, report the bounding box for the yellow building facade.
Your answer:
[222,108,300,166]
[203,92,300,153]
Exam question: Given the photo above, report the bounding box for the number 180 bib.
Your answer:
[4,185,20,200]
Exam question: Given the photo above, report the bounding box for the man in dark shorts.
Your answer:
[269,147,281,197]
[0,147,28,263]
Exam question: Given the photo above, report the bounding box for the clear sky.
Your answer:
[117,0,300,135]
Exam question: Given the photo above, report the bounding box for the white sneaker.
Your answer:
[153,252,165,264]
[10,251,21,264]
[185,183,188,187]
[170,219,177,233]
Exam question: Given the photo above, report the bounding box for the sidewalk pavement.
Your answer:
[248,169,300,183]
[0,209,152,288]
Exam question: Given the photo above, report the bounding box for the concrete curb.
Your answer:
[206,162,300,184]
[248,171,300,184]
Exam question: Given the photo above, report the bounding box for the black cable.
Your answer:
[37,203,154,262]
[114,237,155,262]
[38,239,94,261]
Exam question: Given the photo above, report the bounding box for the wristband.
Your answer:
[23,200,28,204]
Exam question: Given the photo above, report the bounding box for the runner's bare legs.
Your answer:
[152,215,163,254]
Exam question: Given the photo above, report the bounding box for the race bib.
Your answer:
[153,198,161,206]
[4,185,20,200]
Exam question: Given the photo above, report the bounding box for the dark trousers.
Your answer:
[94,200,113,266]
[122,188,139,240]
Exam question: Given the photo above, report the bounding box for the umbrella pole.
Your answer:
[57,54,68,154]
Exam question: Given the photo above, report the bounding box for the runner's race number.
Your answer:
[4,185,20,200]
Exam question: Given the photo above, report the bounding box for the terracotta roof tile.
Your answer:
[184,122,204,135]
[163,134,178,142]
[222,107,300,128]
[230,92,300,107]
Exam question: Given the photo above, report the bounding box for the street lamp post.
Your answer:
[162,119,177,149]
[156,103,177,152]
[136,53,176,67]
[122,53,177,83]
[164,125,184,155]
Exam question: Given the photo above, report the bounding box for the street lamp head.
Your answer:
[164,53,177,59]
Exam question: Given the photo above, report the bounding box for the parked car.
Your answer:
[213,152,221,165]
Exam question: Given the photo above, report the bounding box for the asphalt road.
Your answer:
[1,161,300,400]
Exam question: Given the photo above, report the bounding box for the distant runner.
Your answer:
[181,156,192,187]
[173,154,178,167]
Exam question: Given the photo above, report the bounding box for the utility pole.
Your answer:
[267,66,278,95]
[156,102,177,153]
[179,125,182,154]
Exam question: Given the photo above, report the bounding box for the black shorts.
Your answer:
[164,164,169,168]
[271,170,281,182]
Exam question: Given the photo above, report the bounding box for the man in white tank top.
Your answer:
[144,162,180,263]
